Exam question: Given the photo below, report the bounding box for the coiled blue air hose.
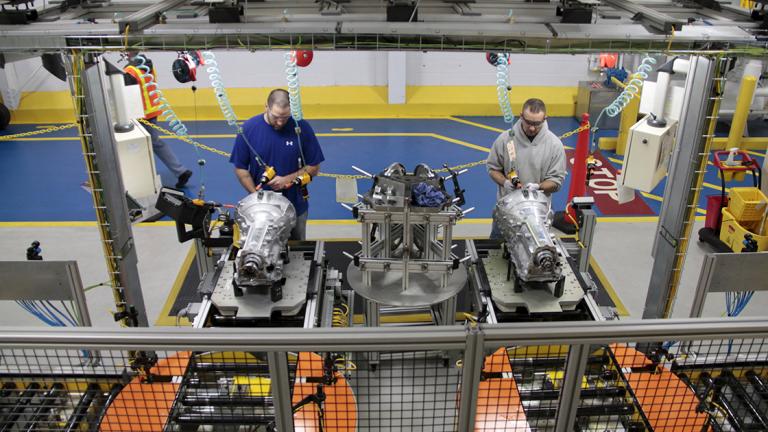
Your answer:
[593,55,657,130]
[133,54,189,136]
[285,51,304,122]
[495,53,515,124]
[202,51,239,127]
[201,51,271,174]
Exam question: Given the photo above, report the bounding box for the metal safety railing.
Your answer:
[0,318,766,431]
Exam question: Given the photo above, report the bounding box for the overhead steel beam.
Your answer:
[117,0,187,33]
[602,0,686,32]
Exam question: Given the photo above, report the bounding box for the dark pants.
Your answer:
[146,117,187,177]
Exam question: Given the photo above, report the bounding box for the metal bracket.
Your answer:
[658,225,679,248]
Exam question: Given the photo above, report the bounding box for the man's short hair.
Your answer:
[522,98,546,114]
[267,89,290,109]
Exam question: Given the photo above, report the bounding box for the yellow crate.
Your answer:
[718,170,747,183]
[727,187,768,222]
[719,208,768,253]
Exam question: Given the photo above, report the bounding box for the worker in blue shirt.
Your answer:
[229,89,324,240]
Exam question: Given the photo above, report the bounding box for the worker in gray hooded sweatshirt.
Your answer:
[486,98,567,239]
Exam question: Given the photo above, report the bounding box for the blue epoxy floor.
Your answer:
[0,117,764,221]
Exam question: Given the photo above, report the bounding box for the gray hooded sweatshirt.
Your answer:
[486,119,567,201]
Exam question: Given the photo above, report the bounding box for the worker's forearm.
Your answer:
[489,169,507,187]
[291,164,320,180]
[235,168,258,193]
[539,180,559,194]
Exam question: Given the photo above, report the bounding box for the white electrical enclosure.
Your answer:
[621,116,677,193]
[115,119,160,201]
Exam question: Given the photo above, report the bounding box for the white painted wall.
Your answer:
[7,51,594,94]
[406,52,594,86]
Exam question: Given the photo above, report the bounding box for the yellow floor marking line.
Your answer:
[13,137,79,141]
[331,128,354,132]
[308,219,358,226]
[640,192,663,202]
[0,221,176,228]
[702,182,729,193]
[589,256,629,317]
[155,243,196,327]
[606,156,624,164]
[447,116,505,133]
[0,221,98,227]
[431,134,490,152]
[596,215,706,223]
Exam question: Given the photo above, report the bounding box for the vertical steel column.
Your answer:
[457,324,484,432]
[555,343,590,432]
[643,56,724,319]
[689,254,717,318]
[439,296,457,326]
[267,351,295,432]
[365,299,380,327]
[578,208,597,274]
[76,53,148,327]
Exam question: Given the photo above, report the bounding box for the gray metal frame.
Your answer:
[555,343,590,432]
[644,55,722,319]
[690,251,768,318]
[1,318,767,432]
[3,317,765,352]
[0,261,92,327]
[79,55,149,327]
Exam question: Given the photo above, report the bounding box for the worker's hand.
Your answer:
[524,183,540,191]
[503,179,516,193]
[267,175,293,191]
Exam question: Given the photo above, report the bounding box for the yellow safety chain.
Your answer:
[0,123,78,140]
[0,119,591,180]
[558,121,591,140]
[142,119,591,179]
[317,172,366,180]
[138,118,231,158]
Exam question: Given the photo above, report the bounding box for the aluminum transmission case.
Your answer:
[234,190,296,287]
[493,189,563,283]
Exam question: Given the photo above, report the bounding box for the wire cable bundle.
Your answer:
[332,303,350,328]
[494,53,515,124]
[726,290,754,317]
[16,300,79,327]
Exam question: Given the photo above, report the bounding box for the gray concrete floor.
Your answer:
[592,219,766,320]
[0,225,188,328]
[0,218,764,329]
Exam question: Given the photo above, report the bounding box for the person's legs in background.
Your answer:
[290,211,308,241]
[146,117,192,188]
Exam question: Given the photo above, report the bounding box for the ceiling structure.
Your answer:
[0,0,766,53]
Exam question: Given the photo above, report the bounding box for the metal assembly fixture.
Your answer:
[345,162,469,325]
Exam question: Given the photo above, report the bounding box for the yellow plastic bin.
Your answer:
[720,208,768,253]
[727,187,768,222]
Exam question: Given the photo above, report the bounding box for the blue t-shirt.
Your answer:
[229,114,325,216]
